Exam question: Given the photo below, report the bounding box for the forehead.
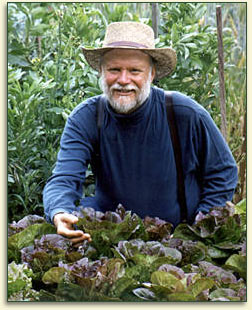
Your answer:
[102,49,152,67]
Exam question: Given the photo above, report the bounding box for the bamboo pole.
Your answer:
[238,109,246,202]
[152,3,159,39]
[216,5,227,141]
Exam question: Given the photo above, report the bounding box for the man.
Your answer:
[43,22,238,245]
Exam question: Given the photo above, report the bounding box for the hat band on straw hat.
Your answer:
[107,41,148,48]
[81,22,177,79]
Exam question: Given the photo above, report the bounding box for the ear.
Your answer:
[150,65,156,82]
[99,64,104,77]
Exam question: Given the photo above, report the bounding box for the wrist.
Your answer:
[51,208,71,224]
[53,212,65,226]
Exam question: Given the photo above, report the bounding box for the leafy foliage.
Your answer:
[8,3,103,221]
[8,261,39,301]
[159,3,246,203]
[8,2,246,222]
[7,3,246,302]
[8,203,246,302]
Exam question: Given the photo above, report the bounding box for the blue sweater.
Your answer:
[43,87,238,227]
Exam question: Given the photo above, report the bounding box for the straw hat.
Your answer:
[81,22,177,80]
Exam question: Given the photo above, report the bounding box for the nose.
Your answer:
[117,70,131,85]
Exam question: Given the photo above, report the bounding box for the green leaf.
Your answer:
[225,254,246,279]
[189,217,217,238]
[173,223,199,240]
[151,271,182,291]
[46,107,65,114]
[131,253,157,266]
[214,241,243,250]
[84,86,102,96]
[42,267,68,284]
[191,57,203,69]
[179,32,199,43]
[207,246,229,259]
[37,289,56,301]
[8,54,30,67]
[171,24,179,43]
[55,282,88,301]
[185,43,197,49]
[8,68,26,81]
[132,288,156,301]
[78,211,145,256]
[124,264,151,283]
[235,199,246,214]
[179,241,206,265]
[41,79,56,89]
[8,279,27,297]
[209,288,237,300]
[55,282,121,302]
[214,217,242,244]
[106,258,125,282]
[8,223,56,262]
[30,7,47,19]
[190,278,215,297]
[8,261,33,298]
[8,40,29,56]
[131,247,182,268]
[30,24,50,36]
[152,255,182,269]
[168,292,196,301]
[184,46,190,60]
[9,223,56,251]
[111,277,138,299]
[150,284,174,300]
[29,71,43,84]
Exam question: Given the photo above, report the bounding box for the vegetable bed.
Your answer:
[8,202,246,302]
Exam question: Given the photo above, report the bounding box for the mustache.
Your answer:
[109,83,139,92]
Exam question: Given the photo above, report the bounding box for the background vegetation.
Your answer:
[8,2,246,222]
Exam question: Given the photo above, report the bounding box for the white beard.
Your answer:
[101,71,152,114]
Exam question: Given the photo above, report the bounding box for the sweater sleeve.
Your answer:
[194,108,238,215]
[43,102,97,223]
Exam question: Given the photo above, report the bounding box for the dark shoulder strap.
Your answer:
[165,92,187,223]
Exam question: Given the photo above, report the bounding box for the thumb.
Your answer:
[54,213,79,227]
[61,213,79,224]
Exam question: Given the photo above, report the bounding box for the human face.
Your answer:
[100,49,155,114]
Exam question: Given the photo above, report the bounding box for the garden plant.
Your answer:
[8,2,246,302]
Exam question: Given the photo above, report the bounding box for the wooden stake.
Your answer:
[216,5,227,141]
[152,3,159,39]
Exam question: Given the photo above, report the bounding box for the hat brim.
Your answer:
[81,46,177,80]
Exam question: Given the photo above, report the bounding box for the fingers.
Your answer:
[53,212,92,245]
[57,224,92,241]
[57,224,82,237]
[70,233,92,244]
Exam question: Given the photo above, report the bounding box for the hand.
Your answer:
[53,213,92,245]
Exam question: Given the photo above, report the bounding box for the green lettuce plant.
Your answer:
[8,203,246,302]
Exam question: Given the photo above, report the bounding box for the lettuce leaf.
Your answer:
[7,203,247,301]
[76,207,147,256]
[8,223,56,263]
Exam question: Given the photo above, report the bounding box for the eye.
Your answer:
[131,68,142,74]
[108,68,120,73]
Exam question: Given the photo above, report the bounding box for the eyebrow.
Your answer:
[100,53,155,70]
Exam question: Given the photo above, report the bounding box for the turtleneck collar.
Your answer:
[104,87,153,126]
